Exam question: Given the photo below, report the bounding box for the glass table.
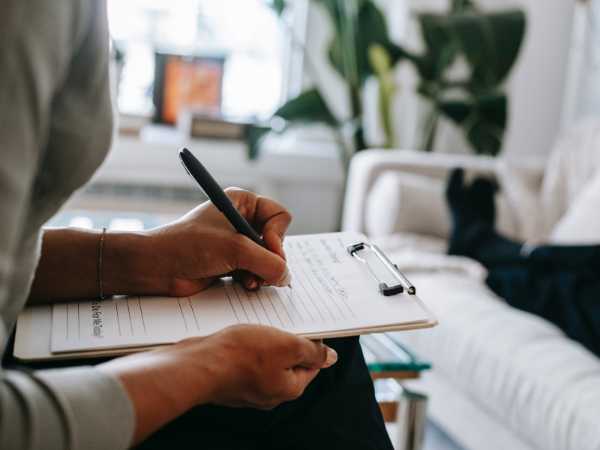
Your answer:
[362,333,431,450]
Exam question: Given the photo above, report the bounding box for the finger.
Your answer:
[291,338,338,369]
[232,270,257,290]
[253,196,292,259]
[263,229,286,260]
[234,235,289,286]
[224,188,290,260]
[171,277,216,297]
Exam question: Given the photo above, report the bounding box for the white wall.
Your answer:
[501,0,575,157]
[442,0,576,158]
[304,0,576,158]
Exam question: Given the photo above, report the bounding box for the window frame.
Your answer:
[280,0,310,103]
[111,0,311,121]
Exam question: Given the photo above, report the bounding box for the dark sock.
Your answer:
[469,178,498,225]
[445,168,500,258]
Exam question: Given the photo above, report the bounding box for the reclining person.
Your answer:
[445,169,600,358]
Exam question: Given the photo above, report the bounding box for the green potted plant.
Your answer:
[248,0,526,167]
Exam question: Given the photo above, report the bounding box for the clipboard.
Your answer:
[347,242,416,296]
[14,232,437,362]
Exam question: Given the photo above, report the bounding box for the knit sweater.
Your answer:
[0,1,134,448]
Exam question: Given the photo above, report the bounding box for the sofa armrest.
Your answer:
[342,149,499,234]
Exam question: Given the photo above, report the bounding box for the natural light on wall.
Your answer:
[107,0,287,119]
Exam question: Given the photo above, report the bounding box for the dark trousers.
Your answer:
[452,225,600,357]
[7,336,393,450]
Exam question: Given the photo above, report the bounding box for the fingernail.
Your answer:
[276,267,292,288]
[323,347,338,367]
[248,279,258,290]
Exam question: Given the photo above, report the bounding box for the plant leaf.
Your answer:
[415,13,460,82]
[267,0,287,16]
[313,0,345,31]
[450,10,526,90]
[465,120,503,156]
[323,0,403,85]
[369,44,396,148]
[245,124,271,160]
[245,89,339,159]
[439,93,507,155]
[439,100,471,124]
[415,9,525,89]
[450,0,478,13]
[477,92,507,129]
[274,88,339,127]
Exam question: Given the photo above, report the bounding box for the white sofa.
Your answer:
[343,133,600,450]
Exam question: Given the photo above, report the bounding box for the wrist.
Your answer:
[103,231,170,296]
[99,350,213,445]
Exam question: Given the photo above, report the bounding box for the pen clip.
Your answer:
[347,242,416,296]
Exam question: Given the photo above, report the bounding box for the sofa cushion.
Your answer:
[496,158,545,242]
[373,233,488,281]
[365,170,519,239]
[540,119,600,234]
[549,170,600,244]
[381,244,600,450]
[365,171,449,238]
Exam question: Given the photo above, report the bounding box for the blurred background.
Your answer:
[56,0,594,235]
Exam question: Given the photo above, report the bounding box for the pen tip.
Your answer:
[277,268,292,288]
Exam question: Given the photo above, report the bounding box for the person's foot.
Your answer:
[445,168,498,256]
[446,168,498,227]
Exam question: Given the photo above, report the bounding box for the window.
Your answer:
[108,0,304,120]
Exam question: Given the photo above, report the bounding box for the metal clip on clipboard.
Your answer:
[347,242,416,297]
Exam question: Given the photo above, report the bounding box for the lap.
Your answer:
[139,338,392,450]
[5,336,392,450]
[136,337,392,450]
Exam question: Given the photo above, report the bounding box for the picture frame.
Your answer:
[153,52,225,125]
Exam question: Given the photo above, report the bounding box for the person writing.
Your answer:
[0,1,392,449]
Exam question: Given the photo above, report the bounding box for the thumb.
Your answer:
[295,339,338,370]
[286,341,338,393]
[234,235,290,286]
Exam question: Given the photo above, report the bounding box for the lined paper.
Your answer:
[51,232,433,353]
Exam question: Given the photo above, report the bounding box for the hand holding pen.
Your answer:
[179,148,292,289]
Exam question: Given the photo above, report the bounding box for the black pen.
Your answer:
[179,148,291,287]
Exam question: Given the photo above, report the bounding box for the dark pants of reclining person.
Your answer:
[446,169,600,358]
